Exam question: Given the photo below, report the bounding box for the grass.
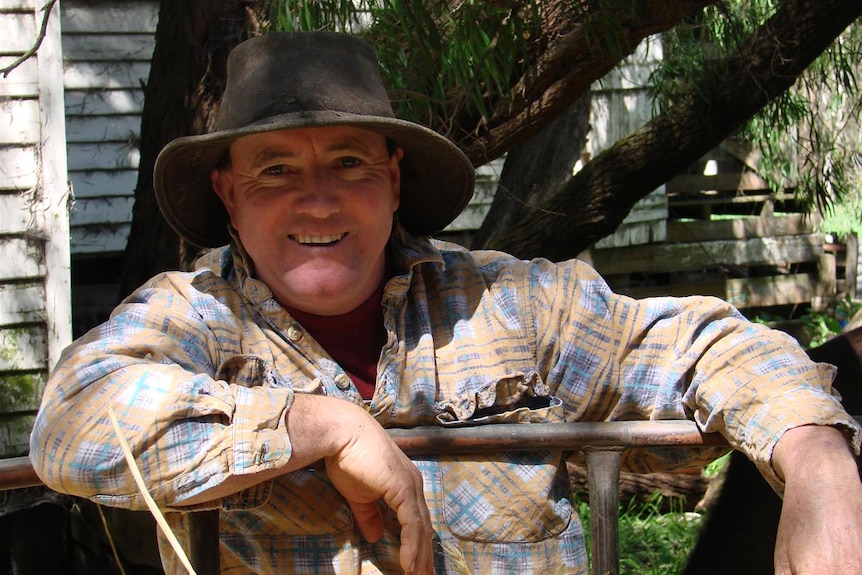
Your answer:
[578,491,703,575]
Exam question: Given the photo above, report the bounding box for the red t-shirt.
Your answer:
[285,281,386,400]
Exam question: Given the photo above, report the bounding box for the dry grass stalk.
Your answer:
[108,407,197,575]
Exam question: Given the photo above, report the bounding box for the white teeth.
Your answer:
[291,234,345,245]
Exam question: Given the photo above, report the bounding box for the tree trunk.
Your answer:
[476,0,862,260]
[471,93,591,249]
[118,0,249,300]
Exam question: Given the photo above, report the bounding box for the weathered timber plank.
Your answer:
[0,283,45,326]
[71,223,130,254]
[67,141,140,171]
[62,33,155,62]
[63,61,151,91]
[668,193,792,208]
[61,2,159,34]
[0,191,35,234]
[70,196,135,226]
[665,214,820,243]
[0,56,38,96]
[0,11,34,53]
[0,414,38,457]
[595,220,666,249]
[0,97,40,144]
[0,237,45,280]
[582,234,824,276]
[0,324,47,371]
[69,170,137,199]
[612,273,818,309]
[667,172,771,195]
[0,0,36,10]
[65,88,145,116]
[0,146,38,190]
[65,114,142,143]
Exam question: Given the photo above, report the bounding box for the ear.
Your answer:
[389,147,404,212]
[211,168,236,222]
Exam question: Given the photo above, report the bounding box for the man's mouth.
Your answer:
[290,233,346,246]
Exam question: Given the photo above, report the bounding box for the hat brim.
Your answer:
[154,111,475,248]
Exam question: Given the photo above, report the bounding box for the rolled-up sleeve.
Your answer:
[30,272,296,509]
[528,256,861,489]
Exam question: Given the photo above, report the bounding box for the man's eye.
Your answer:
[263,165,284,175]
[340,157,361,168]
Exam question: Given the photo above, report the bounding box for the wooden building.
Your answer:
[1,0,71,458]
[0,0,850,461]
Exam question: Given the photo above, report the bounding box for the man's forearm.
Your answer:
[174,393,361,506]
[772,424,858,484]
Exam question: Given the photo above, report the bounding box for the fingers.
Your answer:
[396,503,435,575]
[348,500,385,543]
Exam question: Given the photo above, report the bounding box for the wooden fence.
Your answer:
[581,145,840,314]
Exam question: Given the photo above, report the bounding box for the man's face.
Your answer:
[212,126,402,315]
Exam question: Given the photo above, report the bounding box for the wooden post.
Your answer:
[36,0,73,368]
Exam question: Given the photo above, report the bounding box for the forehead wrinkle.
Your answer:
[235,128,388,171]
[323,133,386,156]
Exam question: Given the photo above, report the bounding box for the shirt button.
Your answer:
[286,323,303,342]
[334,373,352,390]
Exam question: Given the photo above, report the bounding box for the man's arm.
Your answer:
[177,393,435,575]
[772,425,862,575]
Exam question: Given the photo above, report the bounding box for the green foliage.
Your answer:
[652,0,862,216]
[802,292,862,347]
[819,171,862,236]
[578,491,702,575]
[703,451,730,477]
[263,0,547,134]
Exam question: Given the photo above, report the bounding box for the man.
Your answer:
[30,31,862,575]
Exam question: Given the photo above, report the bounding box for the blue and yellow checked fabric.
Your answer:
[31,225,860,574]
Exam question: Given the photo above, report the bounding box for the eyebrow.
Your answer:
[245,135,380,171]
[247,147,298,171]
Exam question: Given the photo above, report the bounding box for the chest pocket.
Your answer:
[438,392,573,543]
[235,469,352,536]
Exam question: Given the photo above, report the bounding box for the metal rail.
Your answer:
[0,420,730,575]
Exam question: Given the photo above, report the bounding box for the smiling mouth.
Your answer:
[290,233,346,246]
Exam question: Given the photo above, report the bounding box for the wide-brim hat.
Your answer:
[154,31,476,248]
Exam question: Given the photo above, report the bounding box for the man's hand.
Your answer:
[288,394,435,575]
[772,425,862,575]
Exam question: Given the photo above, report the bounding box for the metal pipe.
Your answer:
[387,420,726,454]
[0,420,727,575]
[0,420,724,492]
[584,447,624,575]
[0,455,41,491]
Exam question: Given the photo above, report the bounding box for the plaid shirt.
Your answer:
[31,225,860,574]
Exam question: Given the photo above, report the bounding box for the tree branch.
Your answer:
[457,0,716,165]
[0,0,59,78]
[480,0,862,260]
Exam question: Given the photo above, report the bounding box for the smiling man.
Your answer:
[211,127,402,316]
[30,32,862,575]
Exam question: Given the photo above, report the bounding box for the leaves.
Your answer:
[653,0,862,216]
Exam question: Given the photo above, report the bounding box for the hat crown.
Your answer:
[154,31,475,247]
[218,32,396,131]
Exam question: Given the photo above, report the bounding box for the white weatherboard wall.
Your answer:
[0,0,72,457]
[588,36,667,249]
[62,0,158,254]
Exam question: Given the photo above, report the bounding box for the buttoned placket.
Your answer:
[273,314,363,404]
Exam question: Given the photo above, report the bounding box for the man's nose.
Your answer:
[292,170,341,218]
